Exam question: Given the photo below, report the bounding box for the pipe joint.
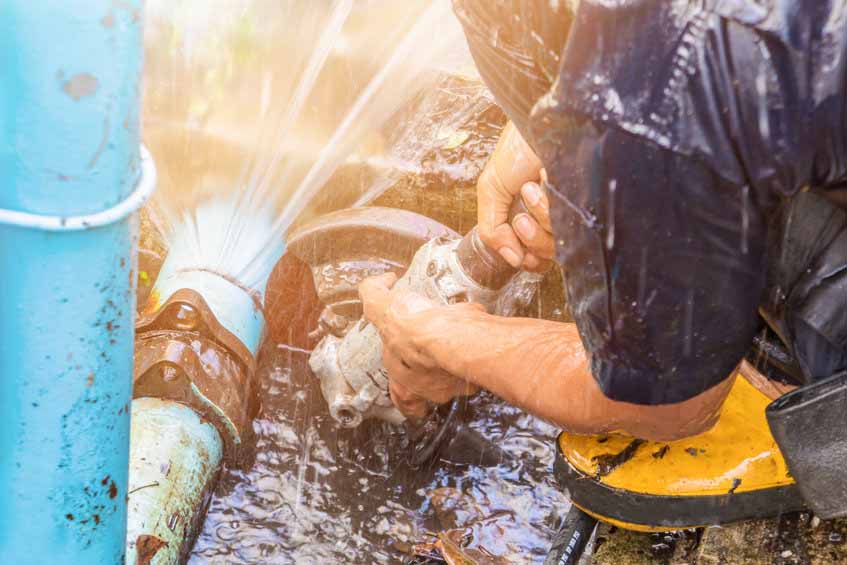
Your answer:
[134,289,258,466]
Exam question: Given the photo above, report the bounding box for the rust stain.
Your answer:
[108,480,118,499]
[87,372,95,387]
[62,73,99,101]
[101,12,115,28]
[135,535,168,565]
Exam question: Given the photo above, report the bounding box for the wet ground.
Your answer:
[188,343,570,564]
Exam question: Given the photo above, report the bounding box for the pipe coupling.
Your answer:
[134,289,258,465]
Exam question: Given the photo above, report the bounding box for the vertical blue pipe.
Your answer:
[0,2,142,563]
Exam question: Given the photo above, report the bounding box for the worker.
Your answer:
[359,0,846,490]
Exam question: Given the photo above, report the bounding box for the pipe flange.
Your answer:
[134,288,258,465]
[137,288,257,373]
[133,330,256,466]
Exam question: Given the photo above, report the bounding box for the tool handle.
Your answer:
[456,194,530,289]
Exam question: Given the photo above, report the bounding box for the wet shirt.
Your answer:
[455,0,847,404]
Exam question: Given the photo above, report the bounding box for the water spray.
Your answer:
[127,199,284,562]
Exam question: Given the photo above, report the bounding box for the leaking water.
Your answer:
[143,0,472,300]
[188,344,570,563]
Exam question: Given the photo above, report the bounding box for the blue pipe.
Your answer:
[0,2,143,563]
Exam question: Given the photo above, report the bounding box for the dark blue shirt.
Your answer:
[455,0,847,404]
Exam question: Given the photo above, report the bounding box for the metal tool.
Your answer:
[308,196,533,449]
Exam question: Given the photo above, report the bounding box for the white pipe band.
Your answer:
[0,145,157,231]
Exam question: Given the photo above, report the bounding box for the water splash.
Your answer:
[236,0,469,286]
[143,0,472,299]
[189,346,569,563]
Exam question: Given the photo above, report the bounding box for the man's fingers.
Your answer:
[384,353,430,418]
[359,272,398,328]
[520,181,553,232]
[490,224,526,268]
[389,381,429,420]
[521,253,554,273]
[512,213,555,260]
[476,122,543,269]
[514,180,555,271]
[477,168,525,268]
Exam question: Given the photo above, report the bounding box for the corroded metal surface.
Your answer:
[134,288,258,464]
[133,331,255,465]
[126,398,224,565]
[138,288,257,374]
[146,263,266,359]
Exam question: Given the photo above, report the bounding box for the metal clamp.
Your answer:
[0,145,156,231]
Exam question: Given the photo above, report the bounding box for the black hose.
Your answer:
[544,505,598,565]
[405,399,461,468]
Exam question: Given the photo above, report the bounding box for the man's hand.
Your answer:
[477,121,555,272]
[359,273,480,419]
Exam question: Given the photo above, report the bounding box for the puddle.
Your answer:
[190,343,569,563]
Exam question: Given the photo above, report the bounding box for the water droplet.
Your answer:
[606,180,616,250]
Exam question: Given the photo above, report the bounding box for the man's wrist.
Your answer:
[417,304,491,380]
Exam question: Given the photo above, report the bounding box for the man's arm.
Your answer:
[361,110,767,439]
[360,274,734,441]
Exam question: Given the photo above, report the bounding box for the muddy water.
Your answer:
[189,343,569,563]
